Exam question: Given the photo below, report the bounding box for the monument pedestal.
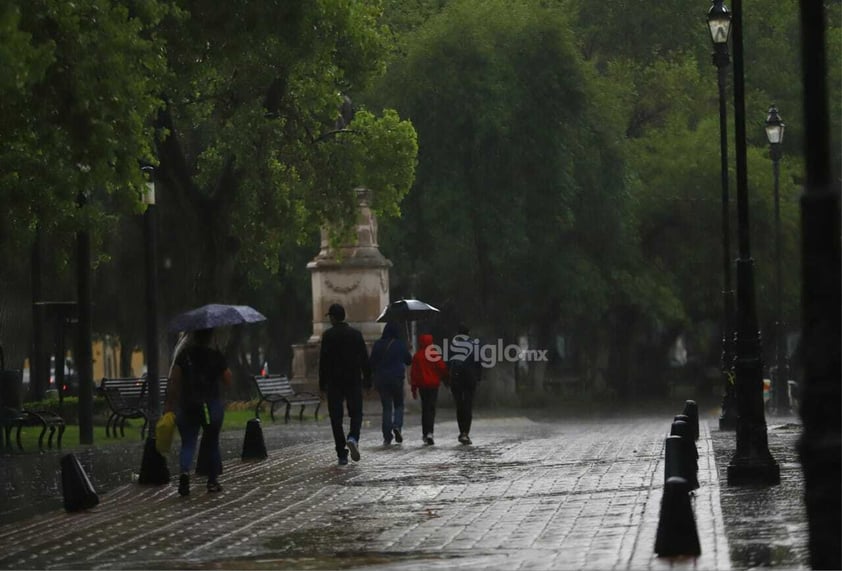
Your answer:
[290,188,391,390]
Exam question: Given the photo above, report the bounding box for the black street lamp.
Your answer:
[796,2,841,567]
[141,165,160,422]
[707,0,738,431]
[764,105,788,415]
[725,0,780,486]
[75,190,94,444]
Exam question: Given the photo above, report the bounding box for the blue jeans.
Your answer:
[177,398,224,479]
[377,378,405,442]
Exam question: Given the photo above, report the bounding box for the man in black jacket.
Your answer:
[448,324,482,445]
[319,303,371,464]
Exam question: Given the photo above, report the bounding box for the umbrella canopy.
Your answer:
[376,299,440,323]
[167,304,267,333]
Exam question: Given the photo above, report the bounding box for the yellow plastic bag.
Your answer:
[155,412,176,455]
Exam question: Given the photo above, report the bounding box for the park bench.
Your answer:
[252,374,321,423]
[100,376,168,438]
[0,406,66,452]
[0,346,65,451]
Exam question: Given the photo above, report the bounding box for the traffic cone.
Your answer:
[683,400,700,441]
[138,436,170,485]
[60,453,99,512]
[241,417,268,461]
[654,476,701,558]
[670,420,699,489]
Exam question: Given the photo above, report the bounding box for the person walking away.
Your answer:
[164,328,231,496]
[369,322,412,445]
[411,334,448,445]
[319,303,371,465]
[448,324,482,445]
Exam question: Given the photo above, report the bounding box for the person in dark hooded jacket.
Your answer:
[369,322,412,445]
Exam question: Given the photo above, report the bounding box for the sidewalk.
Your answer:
[0,409,732,570]
[710,415,808,569]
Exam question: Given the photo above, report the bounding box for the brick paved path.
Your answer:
[0,413,730,570]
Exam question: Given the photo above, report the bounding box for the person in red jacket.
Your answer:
[411,334,448,445]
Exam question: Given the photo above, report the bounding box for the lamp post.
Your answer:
[796,2,841,567]
[725,0,780,486]
[707,0,738,431]
[75,191,94,444]
[141,166,160,422]
[764,105,788,415]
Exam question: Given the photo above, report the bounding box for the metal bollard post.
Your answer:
[655,476,702,558]
[683,400,700,441]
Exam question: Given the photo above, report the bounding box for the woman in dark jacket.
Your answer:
[164,328,232,496]
[369,322,412,445]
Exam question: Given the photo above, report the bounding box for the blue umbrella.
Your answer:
[167,304,267,333]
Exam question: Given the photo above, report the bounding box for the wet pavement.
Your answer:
[711,416,808,569]
[0,404,806,570]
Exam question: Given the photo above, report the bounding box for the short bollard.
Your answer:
[670,421,699,489]
[242,417,268,461]
[196,431,223,477]
[654,476,701,558]
[664,435,686,482]
[61,453,99,512]
[683,400,700,441]
[138,436,170,485]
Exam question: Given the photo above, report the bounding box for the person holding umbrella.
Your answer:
[319,303,372,465]
[164,327,232,496]
[164,304,266,495]
[369,322,412,445]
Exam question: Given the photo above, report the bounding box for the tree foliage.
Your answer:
[0,0,167,251]
[371,1,651,347]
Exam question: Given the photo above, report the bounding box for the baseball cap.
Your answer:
[326,303,345,320]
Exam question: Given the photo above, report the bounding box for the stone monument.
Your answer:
[290,188,391,390]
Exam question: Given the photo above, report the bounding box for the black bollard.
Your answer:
[61,453,99,512]
[683,400,700,441]
[138,436,170,485]
[241,417,268,461]
[196,430,223,476]
[665,435,686,482]
[670,421,699,489]
[654,476,702,558]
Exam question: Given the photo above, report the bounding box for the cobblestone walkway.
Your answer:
[0,414,730,570]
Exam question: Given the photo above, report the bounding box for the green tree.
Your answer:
[0,0,168,369]
[370,0,664,390]
[153,1,417,306]
[0,0,167,250]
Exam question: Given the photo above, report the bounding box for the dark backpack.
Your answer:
[180,350,210,425]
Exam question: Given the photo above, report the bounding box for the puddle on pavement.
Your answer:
[153,551,458,570]
[730,543,796,568]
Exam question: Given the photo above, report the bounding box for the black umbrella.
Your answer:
[376,299,440,323]
[167,304,267,333]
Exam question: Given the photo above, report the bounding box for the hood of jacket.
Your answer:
[381,321,401,340]
[418,333,434,349]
